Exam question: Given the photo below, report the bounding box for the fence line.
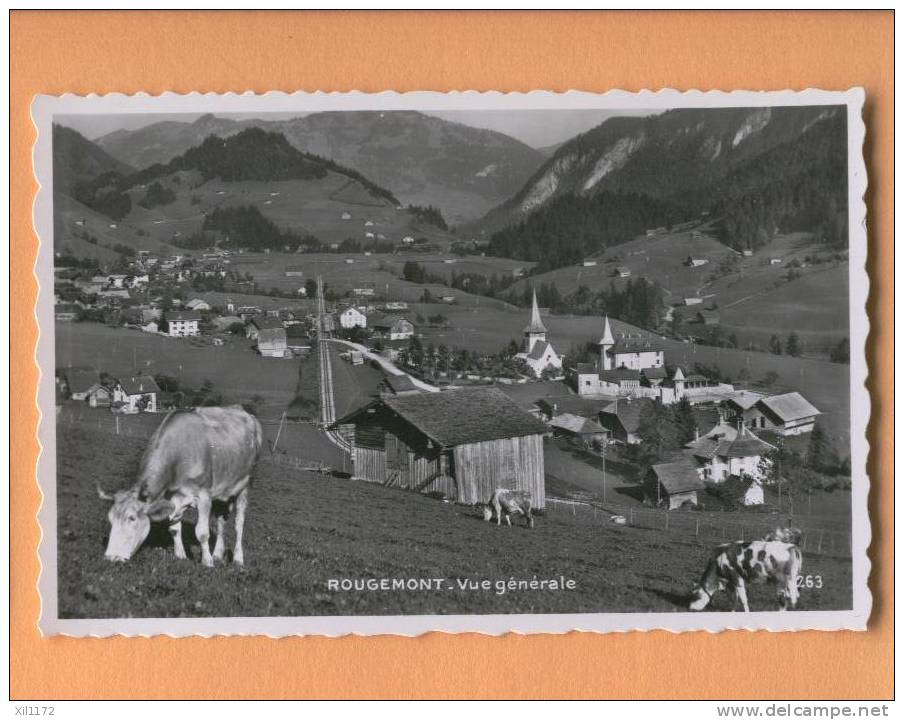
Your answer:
[546,497,851,559]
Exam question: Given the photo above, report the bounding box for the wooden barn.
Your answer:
[333,388,547,508]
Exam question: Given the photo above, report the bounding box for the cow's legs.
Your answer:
[195,492,214,567]
[169,521,187,560]
[213,511,228,563]
[735,581,750,612]
[505,513,512,526]
[234,486,249,567]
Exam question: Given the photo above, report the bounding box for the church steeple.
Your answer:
[523,290,547,351]
[598,315,615,370]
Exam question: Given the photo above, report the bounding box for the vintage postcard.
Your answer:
[32,89,870,636]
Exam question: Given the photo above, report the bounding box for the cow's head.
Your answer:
[481,505,494,522]
[688,559,722,611]
[97,485,174,562]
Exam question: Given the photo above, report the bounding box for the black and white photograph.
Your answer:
[32,90,870,635]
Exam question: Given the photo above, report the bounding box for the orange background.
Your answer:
[10,10,893,699]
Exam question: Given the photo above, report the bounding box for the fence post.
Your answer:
[695,518,699,537]
[572,502,575,516]
[115,415,120,435]
[629,508,634,526]
[817,532,823,553]
[740,525,744,542]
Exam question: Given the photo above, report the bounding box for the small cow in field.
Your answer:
[97,406,263,566]
[482,489,534,528]
[688,539,802,612]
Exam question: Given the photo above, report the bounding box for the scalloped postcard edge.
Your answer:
[30,88,871,637]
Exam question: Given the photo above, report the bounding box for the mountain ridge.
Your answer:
[93,111,546,223]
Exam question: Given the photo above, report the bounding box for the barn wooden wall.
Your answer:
[453,434,545,508]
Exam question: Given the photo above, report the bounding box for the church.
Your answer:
[572,315,683,399]
[515,291,563,378]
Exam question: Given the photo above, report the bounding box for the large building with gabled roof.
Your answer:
[333,387,547,507]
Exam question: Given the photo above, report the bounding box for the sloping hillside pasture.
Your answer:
[55,321,299,416]
[714,265,850,355]
[113,174,454,251]
[54,193,170,259]
[56,426,852,619]
[508,225,738,300]
[505,226,849,358]
[224,251,526,309]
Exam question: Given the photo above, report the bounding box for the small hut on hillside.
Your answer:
[333,388,547,507]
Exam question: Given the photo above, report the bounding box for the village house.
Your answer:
[614,266,632,278]
[333,388,547,507]
[696,309,720,326]
[340,307,367,329]
[54,303,81,321]
[370,314,415,341]
[582,259,597,267]
[685,257,709,268]
[598,397,653,444]
[683,297,703,306]
[62,367,101,401]
[721,390,767,426]
[85,384,113,409]
[515,291,563,378]
[113,375,160,413]
[245,315,283,341]
[256,327,290,358]
[163,310,201,337]
[185,298,211,311]
[644,460,706,510]
[744,392,821,436]
[683,421,775,483]
[549,413,607,443]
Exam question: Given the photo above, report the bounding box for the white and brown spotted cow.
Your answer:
[97,406,264,566]
[688,540,802,612]
[482,489,534,528]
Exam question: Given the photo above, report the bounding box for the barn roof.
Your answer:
[536,395,609,418]
[338,387,547,447]
[64,367,100,394]
[257,327,287,346]
[600,397,655,434]
[650,461,704,494]
[757,392,820,422]
[383,374,419,394]
[724,390,766,411]
[118,375,161,395]
[550,413,605,436]
[684,423,775,460]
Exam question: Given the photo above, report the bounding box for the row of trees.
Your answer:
[511,278,666,332]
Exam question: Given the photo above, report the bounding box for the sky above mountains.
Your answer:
[56,108,655,150]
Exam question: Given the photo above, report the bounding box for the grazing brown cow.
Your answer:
[97,406,264,566]
[482,489,534,528]
[688,540,802,612]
